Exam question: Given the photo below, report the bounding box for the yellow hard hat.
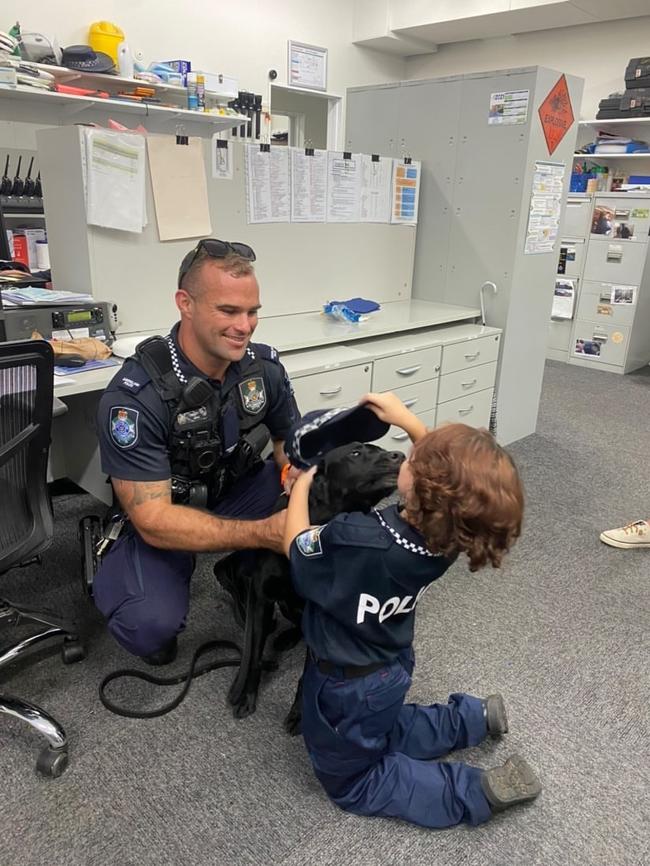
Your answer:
[88,21,125,64]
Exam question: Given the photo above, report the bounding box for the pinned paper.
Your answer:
[146,136,211,241]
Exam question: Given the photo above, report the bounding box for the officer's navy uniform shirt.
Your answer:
[290,504,455,667]
[98,322,296,481]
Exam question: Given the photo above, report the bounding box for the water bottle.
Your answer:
[117,42,134,79]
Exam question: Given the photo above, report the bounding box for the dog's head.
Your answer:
[307,441,405,523]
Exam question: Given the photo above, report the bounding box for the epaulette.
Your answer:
[246,342,280,364]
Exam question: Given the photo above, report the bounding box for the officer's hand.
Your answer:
[263,510,288,554]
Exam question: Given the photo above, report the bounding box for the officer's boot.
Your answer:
[214,554,249,628]
[143,636,178,666]
[483,693,508,735]
[481,755,542,813]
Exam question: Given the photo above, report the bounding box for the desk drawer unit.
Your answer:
[577,281,637,326]
[441,334,500,375]
[375,409,437,455]
[291,363,371,413]
[371,346,441,392]
[436,388,493,429]
[380,378,438,414]
[437,361,497,405]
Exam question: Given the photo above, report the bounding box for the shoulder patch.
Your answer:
[115,363,150,394]
[295,526,324,558]
[238,377,267,415]
[109,406,139,449]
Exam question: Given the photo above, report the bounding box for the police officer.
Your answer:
[93,239,299,664]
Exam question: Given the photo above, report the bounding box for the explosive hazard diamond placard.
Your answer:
[538,74,574,156]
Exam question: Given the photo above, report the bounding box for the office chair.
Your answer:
[0,339,85,777]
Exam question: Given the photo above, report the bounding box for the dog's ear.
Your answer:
[308,471,333,524]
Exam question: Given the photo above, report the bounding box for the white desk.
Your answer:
[49,300,486,504]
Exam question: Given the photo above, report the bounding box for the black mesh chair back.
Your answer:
[0,339,54,573]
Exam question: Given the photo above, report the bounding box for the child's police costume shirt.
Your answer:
[97,322,296,481]
[290,504,455,667]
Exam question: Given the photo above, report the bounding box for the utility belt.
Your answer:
[309,648,387,680]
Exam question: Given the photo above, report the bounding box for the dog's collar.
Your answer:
[372,506,440,558]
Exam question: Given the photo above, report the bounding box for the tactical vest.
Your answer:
[134,336,271,507]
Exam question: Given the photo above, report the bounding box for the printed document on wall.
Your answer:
[524,161,565,254]
[245,144,290,223]
[326,152,361,222]
[84,128,146,233]
[146,136,211,241]
[290,148,327,222]
[360,155,392,223]
[391,160,420,225]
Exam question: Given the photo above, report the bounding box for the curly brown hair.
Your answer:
[404,424,524,572]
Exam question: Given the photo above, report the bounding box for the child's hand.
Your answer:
[293,466,318,488]
[360,392,412,427]
[360,392,427,444]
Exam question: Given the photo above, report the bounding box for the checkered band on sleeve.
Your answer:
[372,508,440,557]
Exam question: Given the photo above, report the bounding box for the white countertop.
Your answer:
[255,300,481,353]
[53,299,483,398]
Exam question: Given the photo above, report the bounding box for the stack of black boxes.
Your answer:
[597,58,650,119]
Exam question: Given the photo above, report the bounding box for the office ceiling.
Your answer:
[353,1,650,56]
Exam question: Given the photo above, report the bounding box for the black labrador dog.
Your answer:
[214,441,404,729]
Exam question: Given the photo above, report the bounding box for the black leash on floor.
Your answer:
[99,639,244,719]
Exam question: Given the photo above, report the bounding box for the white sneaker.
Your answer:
[599,520,650,549]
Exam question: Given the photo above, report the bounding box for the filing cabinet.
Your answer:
[545,191,650,374]
[582,238,647,285]
[440,334,500,375]
[371,345,441,392]
[563,195,592,237]
[577,281,637,327]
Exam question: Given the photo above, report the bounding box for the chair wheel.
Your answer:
[36,746,68,778]
[61,638,86,664]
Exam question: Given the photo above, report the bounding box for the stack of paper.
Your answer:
[1,286,95,306]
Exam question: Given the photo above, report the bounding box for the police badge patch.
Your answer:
[295,527,324,557]
[109,406,139,448]
[238,377,266,415]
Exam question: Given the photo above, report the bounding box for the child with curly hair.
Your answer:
[283,392,540,829]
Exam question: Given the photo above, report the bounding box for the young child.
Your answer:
[283,392,539,830]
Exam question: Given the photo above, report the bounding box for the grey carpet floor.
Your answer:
[1,360,649,866]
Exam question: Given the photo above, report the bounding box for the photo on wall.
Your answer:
[591,206,615,236]
[612,286,636,304]
[614,222,635,239]
[574,338,601,358]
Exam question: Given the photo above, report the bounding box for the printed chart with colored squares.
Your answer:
[392,160,421,225]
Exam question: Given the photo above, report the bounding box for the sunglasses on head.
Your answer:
[177,238,256,289]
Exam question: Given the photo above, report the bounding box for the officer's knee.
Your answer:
[106,603,182,658]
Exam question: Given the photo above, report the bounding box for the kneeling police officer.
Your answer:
[93,240,299,664]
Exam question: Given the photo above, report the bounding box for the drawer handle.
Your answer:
[464,352,480,361]
[403,398,418,408]
[458,405,474,416]
[461,379,477,389]
[396,365,422,376]
[319,386,342,396]
[391,431,410,441]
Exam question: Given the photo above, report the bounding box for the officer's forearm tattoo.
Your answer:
[114,478,172,511]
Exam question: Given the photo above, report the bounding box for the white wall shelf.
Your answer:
[574,153,650,159]
[26,62,236,102]
[580,118,650,127]
[0,85,248,128]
